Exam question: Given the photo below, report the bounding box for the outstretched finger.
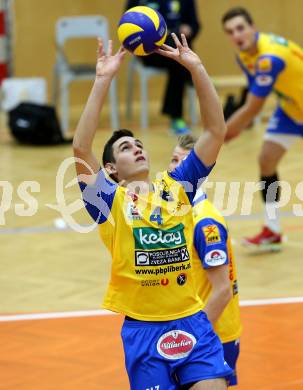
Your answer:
[117,46,127,55]
[107,40,113,56]
[97,37,105,58]
[155,48,174,59]
[181,33,188,48]
[160,43,175,52]
[171,33,182,50]
[117,46,127,60]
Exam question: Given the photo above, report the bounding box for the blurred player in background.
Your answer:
[169,135,242,387]
[125,0,201,134]
[73,34,232,389]
[222,7,303,251]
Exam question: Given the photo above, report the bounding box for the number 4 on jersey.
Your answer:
[150,207,163,225]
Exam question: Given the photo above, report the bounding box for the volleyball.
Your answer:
[117,6,167,56]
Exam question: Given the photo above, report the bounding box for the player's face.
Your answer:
[111,136,149,182]
[223,16,257,52]
[168,146,190,171]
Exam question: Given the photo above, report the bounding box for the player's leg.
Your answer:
[162,60,192,135]
[121,318,178,390]
[185,338,241,388]
[242,138,286,250]
[176,312,232,389]
[141,54,191,134]
[188,378,227,389]
[242,107,302,251]
[222,339,240,386]
[260,138,286,232]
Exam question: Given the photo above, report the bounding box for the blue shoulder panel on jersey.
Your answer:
[169,149,214,204]
[250,55,285,97]
[194,217,229,269]
[79,169,117,224]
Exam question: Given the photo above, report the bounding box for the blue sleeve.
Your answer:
[79,169,117,224]
[169,149,214,204]
[250,55,285,97]
[194,218,229,269]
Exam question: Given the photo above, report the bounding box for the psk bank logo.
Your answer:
[136,251,150,265]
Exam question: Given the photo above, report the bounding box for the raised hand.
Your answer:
[156,33,201,72]
[96,38,126,78]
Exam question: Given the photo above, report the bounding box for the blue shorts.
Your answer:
[267,106,303,136]
[121,311,233,390]
[223,339,240,386]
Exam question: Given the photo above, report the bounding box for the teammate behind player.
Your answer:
[222,7,303,251]
[73,35,232,389]
[169,135,242,387]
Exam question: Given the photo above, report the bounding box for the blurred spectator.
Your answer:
[125,0,201,134]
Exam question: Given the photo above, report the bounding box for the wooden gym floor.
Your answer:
[1,108,303,389]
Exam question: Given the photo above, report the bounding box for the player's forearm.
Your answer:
[203,287,231,325]
[191,64,226,141]
[226,104,256,136]
[226,97,264,140]
[73,76,112,154]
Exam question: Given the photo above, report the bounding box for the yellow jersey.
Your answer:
[192,192,242,343]
[80,150,213,321]
[238,32,303,122]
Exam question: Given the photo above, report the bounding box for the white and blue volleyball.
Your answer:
[118,6,167,56]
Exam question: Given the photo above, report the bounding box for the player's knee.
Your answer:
[189,378,227,389]
[258,152,277,175]
[259,152,267,170]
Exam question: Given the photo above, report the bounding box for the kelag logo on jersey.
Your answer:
[134,224,185,250]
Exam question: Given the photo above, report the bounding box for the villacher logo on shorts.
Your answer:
[157,330,196,360]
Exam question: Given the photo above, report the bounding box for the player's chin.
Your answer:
[134,163,149,174]
[136,158,149,167]
[239,41,251,51]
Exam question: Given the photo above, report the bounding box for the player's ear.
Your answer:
[104,162,119,182]
[104,162,117,176]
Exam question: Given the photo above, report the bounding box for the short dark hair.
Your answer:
[222,7,254,26]
[102,129,134,166]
